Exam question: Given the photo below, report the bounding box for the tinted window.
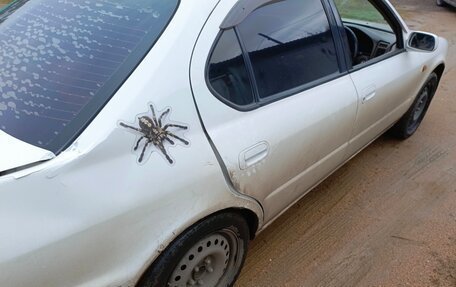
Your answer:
[237,0,339,99]
[208,29,254,106]
[0,0,179,153]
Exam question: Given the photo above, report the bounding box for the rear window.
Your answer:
[0,0,179,153]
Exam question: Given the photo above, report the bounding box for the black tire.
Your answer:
[137,212,250,287]
[390,72,439,140]
[436,0,445,7]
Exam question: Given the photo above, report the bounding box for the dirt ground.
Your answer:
[236,1,456,287]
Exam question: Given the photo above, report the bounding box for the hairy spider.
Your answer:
[119,105,189,164]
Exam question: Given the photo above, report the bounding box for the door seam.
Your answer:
[187,0,266,218]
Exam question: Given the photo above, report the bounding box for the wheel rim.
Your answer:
[168,229,242,287]
[412,89,429,122]
[407,80,434,134]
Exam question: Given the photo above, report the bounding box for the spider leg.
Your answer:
[134,136,145,151]
[138,140,151,163]
[149,105,158,126]
[164,124,188,130]
[166,132,189,145]
[158,108,170,127]
[165,137,175,145]
[157,142,173,164]
[119,122,141,132]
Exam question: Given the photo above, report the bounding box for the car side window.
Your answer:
[208,29,255,106]
[236,0,340,99]
[333,0,399,66]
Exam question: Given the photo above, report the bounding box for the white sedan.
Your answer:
[0,0,448,286]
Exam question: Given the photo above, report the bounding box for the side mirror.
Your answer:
[407,32,437,52]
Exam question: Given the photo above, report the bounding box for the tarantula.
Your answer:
[119,105,189,164]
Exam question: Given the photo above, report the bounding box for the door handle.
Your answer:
[239,141,269,170]
[362,84,377,103]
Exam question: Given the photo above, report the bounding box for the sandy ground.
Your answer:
[236,1,456,287]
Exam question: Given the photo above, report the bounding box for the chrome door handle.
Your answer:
[239,141,269,170]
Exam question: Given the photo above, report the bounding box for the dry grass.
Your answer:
[334,0,386,23]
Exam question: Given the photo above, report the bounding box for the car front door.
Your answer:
[191,0,358,222]
[331,0,428,157]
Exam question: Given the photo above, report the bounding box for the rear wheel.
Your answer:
[138,212,250,287]
[436,0,445,6]
[390,72,438,140]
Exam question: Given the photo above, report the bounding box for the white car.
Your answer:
[0,0,448,286]
[436,0,456,7]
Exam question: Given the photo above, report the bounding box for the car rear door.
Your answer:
[190,0,359,222]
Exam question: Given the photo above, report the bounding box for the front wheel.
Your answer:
[138,212,250,287]
[390,72,439,140]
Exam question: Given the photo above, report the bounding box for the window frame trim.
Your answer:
[220,0,281,29]
[235,27,261,104]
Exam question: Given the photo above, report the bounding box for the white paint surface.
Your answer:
[0,130,54,173]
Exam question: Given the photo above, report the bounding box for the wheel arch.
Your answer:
[231,207,259,240]
[134,207,259,287]
[433,63,446,83]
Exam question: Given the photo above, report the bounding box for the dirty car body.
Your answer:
[0,0,448,286]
